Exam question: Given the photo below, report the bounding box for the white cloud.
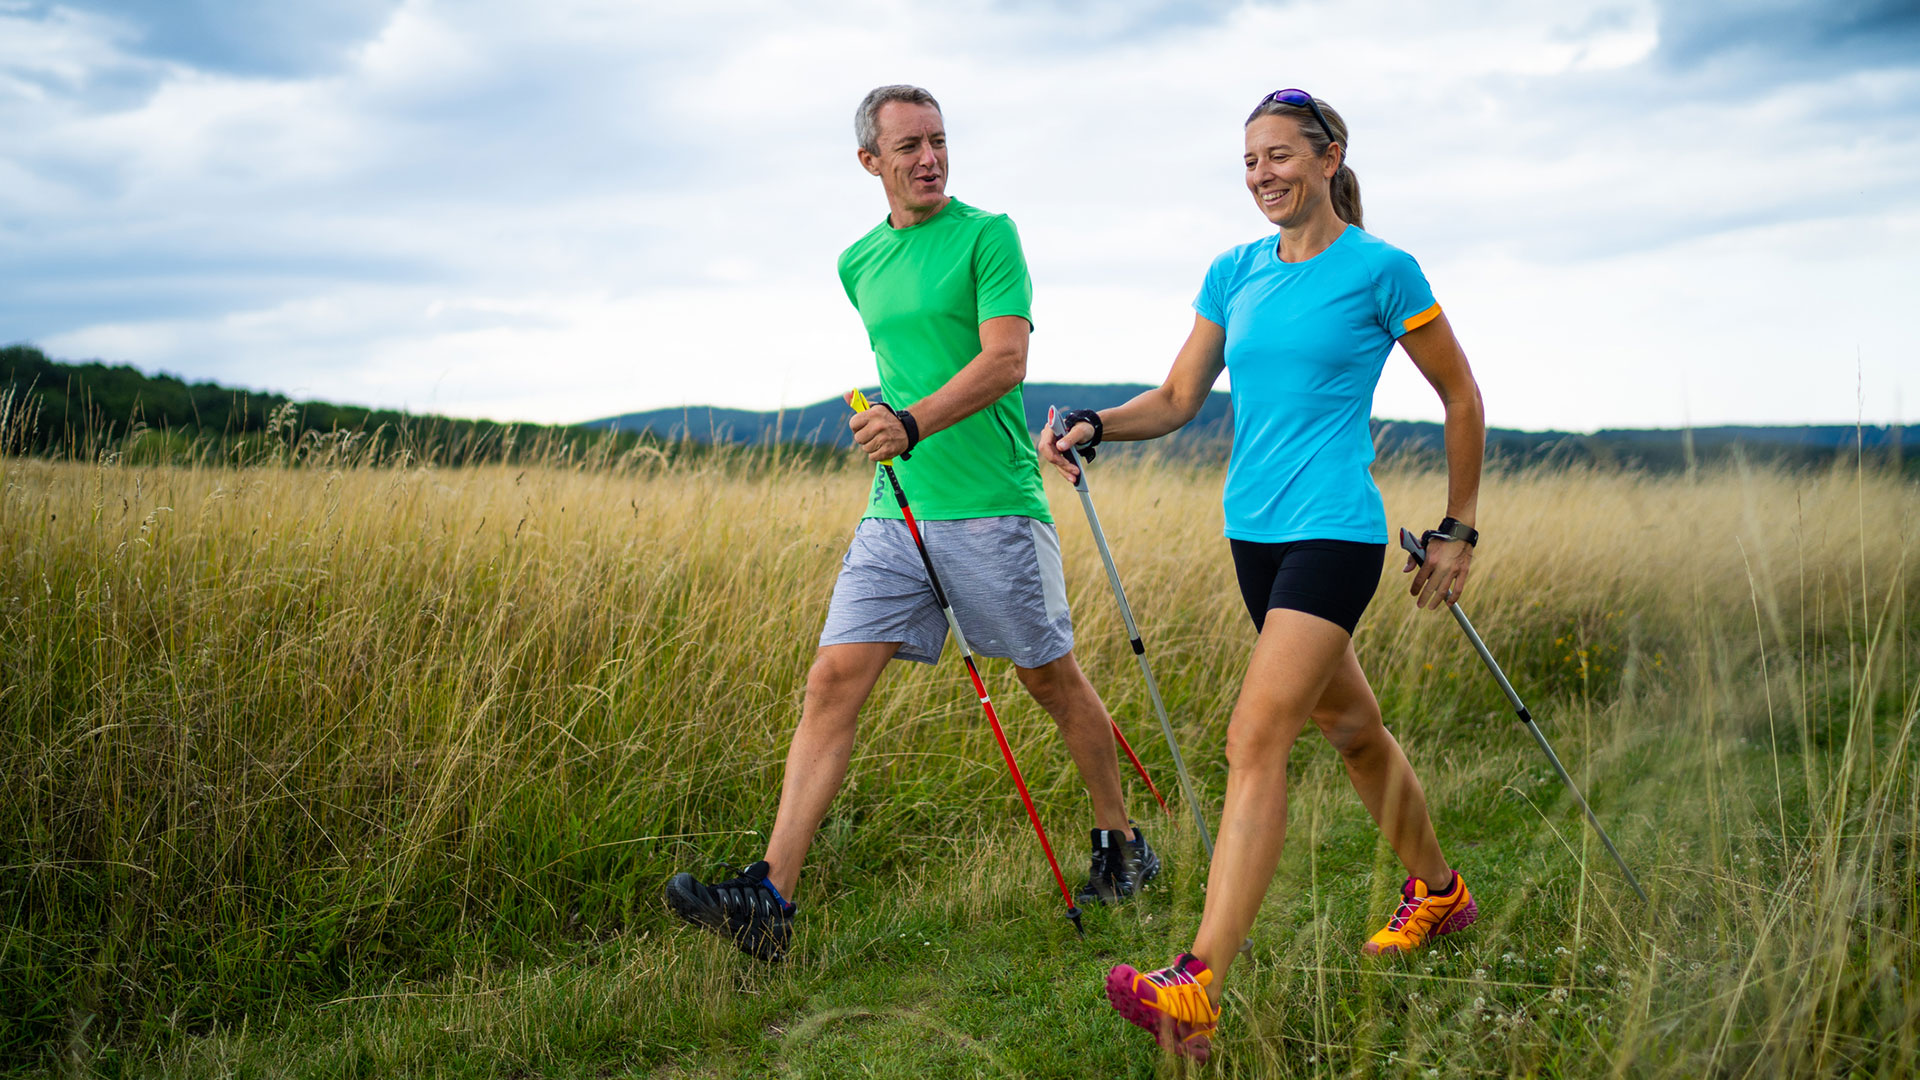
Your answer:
[9,0,1920,428]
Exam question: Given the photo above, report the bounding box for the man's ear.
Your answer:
[856,147,882,177]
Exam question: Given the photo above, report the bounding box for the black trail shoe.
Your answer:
[664,860,795,961]
[1076,825,1163,905]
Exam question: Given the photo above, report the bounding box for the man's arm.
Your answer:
[849,315,1028,462]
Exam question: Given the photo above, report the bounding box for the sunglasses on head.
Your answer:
[1265,89,1339,155]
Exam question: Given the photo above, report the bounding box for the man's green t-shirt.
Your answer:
[838,198,1051,523]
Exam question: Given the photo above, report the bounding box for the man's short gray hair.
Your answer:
[855,85,941,155]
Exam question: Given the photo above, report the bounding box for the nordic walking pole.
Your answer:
[847,390,1084,935]
[1049,407,1215,859]
[1399,528,1649,904]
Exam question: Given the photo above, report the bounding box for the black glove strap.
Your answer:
[1423,516,1478,548]
[1061,408,1103,462]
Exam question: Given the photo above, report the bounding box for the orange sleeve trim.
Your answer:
[1401,303,1442,335]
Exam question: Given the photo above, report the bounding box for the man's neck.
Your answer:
[888,194,951,230]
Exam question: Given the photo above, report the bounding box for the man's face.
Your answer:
[860,101,947,213]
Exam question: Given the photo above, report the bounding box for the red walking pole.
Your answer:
[847,390,1083,935]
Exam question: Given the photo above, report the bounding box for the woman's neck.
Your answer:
[1275,207,1347,263]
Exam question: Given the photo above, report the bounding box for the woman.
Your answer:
[1042,90,1486,1062]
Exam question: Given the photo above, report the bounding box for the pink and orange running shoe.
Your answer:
[1106,953,1221,1061]
[1363,872,1478,956]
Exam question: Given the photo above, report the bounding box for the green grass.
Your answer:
[2,451,1915,1077]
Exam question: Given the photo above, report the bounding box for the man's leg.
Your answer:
[762,640,899,898]
[1014,652,1130,833]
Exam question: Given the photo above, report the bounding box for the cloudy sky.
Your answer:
[3,0,1916,430]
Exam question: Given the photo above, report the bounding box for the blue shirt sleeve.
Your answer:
[1192,249,1234,327]
[1370,247,1440,339]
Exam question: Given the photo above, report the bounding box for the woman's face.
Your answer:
[1244,114,1340,228]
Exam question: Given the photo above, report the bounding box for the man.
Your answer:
[664,85,1160,960]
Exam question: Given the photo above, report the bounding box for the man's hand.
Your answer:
[1035,420,1095,483]
[1404,538,1472,610]
[849,404,910,463]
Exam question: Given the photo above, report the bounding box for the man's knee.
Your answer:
[806,646,884,704]
[1014,653,1084,713]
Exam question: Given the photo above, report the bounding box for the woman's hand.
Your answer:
[1036,419,1096,483]
[1405,538,1472,609]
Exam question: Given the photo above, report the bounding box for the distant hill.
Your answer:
[589,384,1907,472]
[584,383,1235,449]
[5,343,1902,474]
[0,344,661,466]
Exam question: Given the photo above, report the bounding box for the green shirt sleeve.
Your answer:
[972,214,1033,329]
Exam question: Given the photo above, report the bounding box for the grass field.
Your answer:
[2,444,1916,1078]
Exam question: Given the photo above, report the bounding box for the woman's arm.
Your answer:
[1397,310,1485,609]
[1038,314,1227,482]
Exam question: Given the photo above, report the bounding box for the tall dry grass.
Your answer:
[1,444,1914,1075]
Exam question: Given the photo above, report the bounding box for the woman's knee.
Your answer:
[1316,700,1385,758]
[1224,706,1303,769]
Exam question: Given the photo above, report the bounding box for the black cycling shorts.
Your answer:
[1229,538,1386,636]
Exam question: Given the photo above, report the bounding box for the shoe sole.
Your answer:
[1362,896,1479,956]
[664,874,722,928]
[1106,965,1214,1062]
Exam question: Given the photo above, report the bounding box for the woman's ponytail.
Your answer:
[1330,162,1363,230]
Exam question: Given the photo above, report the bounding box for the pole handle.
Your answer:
[1399,526,1428,566]
[845,388,905,465]
[1047,406,1092,493]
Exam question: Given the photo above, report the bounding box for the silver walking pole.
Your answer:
[1050,408,1215,858]
[1399,528,1649,903]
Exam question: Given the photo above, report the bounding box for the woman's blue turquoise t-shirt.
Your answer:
[1193,224,1440,544]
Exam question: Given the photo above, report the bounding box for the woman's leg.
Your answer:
[1186,608,1355,1000]
[1310,643,1451,891]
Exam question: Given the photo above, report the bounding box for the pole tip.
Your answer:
[1067,906,1084,936]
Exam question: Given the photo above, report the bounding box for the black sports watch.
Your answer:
[1423,516,1478,548]
[876,402,920,459]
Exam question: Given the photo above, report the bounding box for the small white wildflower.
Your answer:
[1594,964,1608,976]
[922,940,931,946]
[1472,996,1486,1010]
[1501,951,1519,964]
[1474,967,1488,978]
[1555,946,1572,956]
[1549,987,1569,1003]
[1426,1070,1441,1079]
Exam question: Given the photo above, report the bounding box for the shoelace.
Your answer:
[1387,878,1460,934]
[1386,882,1425,932]
[1142,958,1215,1024]
[713,868,789,921]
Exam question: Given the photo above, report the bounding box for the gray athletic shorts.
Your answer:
[819,516,1075,668]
